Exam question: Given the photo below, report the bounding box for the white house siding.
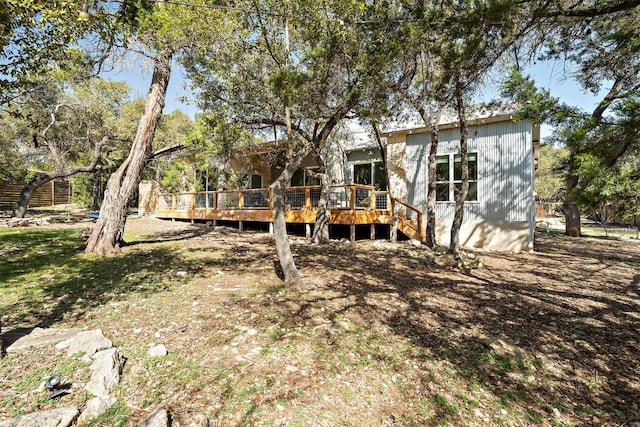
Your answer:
[404,119,535,252]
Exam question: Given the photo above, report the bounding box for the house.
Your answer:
[148,113,538,252]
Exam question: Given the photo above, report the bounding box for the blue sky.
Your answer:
[104,57,604,142]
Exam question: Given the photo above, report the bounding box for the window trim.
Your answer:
[434,152,479,203]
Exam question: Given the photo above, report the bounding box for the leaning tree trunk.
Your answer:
[449,73,469,256]
[85,49,173,254]
[12,174,59,218]
[12,136,111,218]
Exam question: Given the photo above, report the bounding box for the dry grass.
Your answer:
[1,217,639,426]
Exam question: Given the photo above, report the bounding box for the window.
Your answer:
[435,156,450,201]
[454,153,478,201]
[291,168,320,186]
[434,153,478,202]
[353,161,387,190]
[241,173,262,189]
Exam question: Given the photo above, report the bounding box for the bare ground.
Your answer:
[1,216,639,426]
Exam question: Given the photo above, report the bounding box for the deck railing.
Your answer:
[157,184,391,213]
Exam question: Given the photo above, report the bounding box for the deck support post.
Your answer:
[239,220,244,232]
[269,223,274,234]
[305,223,311,239]
[370,224,375,240]
[350,224,356,243]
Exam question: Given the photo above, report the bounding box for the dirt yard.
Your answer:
[1,216,639,426]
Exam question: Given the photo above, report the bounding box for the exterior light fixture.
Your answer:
[45,375,69,399]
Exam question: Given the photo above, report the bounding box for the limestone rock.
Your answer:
[138,408,170,427]
[78,396,117,425]
[6,328,82,354]
[85,348,125,397]
[147,344,168,357]
[0,407,78,427]
[434,254,458,267]
[484,338,527,360]
[67,329,112,357]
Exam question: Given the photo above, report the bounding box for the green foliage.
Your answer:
[160,160,194,193]
[535,145,569,203]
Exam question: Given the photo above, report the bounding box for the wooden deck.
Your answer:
[154,184,424,241]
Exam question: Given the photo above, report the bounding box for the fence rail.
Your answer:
[158,185,391,213]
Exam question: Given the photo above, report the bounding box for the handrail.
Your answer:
[393,197,423,239]
[158,184,383,211]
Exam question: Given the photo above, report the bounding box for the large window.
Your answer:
[291,167,320,187]
[353,161,387,190]
[434,153,478,202]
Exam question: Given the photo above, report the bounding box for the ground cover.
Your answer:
[1,216,639,426]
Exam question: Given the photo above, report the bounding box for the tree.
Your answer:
[535,145,569,203]
[0,0,119,106]
[185,0,407,288]
[1,78,130,217]
[501,0,640,237]
[85,1,227,253]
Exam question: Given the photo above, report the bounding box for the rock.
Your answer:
[484,338,527,360]
[147,344,168,357]
[409,239,422,247]
[85,348,125,398]
[67,329,112,357]
[434,254,458,267]
[78,396,117,425]
[6,328,82,354]
[138,408,171,427]
[176,271,188,277]
[334,320,352,331]
[0,407,78,427]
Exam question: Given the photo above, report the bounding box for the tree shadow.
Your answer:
[229,233,640,425]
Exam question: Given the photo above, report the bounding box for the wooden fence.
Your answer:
[0,179,72,210]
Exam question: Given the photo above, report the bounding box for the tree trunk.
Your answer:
[270,143,316,290]
[449,74,469,256]
[309,157,330,244]
[371,121,397,242]
[563,198,582,237]
[12,136,111,218]
[85,49,173,254]
[423,108,441,249]
[12,174,57,218]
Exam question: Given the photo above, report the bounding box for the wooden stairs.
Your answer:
[393,198,424,241]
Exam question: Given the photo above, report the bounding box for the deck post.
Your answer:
[213,192,218,210]
[239,220,244,232]
[269,222,273,234]
[350,224,356,243]
[305,188,311,209]
[370,224,375,240]
[171,194,176,210]
[305,223,311,239]
[349,186,356,210]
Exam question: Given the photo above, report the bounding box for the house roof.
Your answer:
[383,113,520,138]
